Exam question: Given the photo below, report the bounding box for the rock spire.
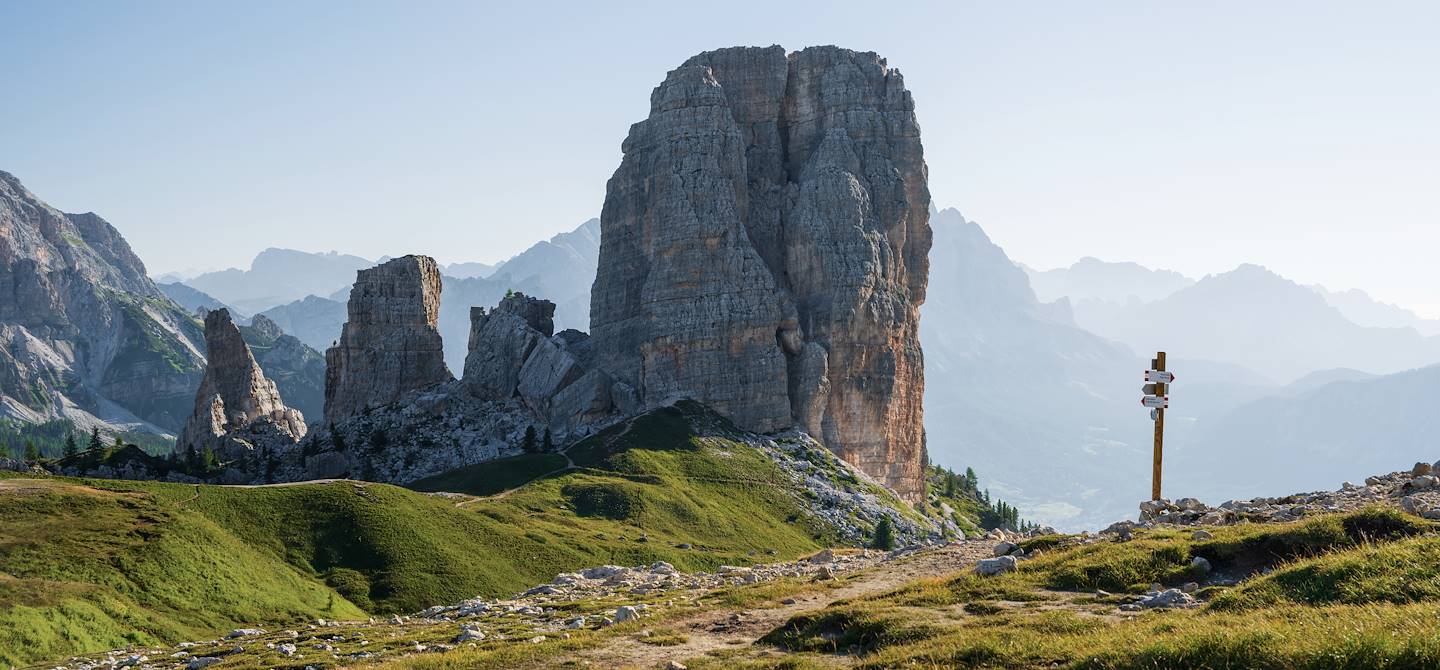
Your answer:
[177,308,306,457]
[324,255,452,422]
[590,45,932,500]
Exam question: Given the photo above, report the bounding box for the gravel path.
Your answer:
[551,540,993,669]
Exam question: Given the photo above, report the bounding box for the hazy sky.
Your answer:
[3,2,1437,315]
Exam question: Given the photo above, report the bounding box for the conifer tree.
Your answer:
[870,516,895,550]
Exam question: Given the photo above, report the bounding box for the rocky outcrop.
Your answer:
[466,293,626,440]
[324,255,452,422]
[590,45,932,500]
[0,170,205,434]
[176,309,306,459]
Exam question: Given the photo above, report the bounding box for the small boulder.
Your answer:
[1190,556,1212,575]
[1140,588,1197,609]
[1413,462,1433,476]
[975,556,1018,576]
[809,549,835,564]
[454,627,485,643]
[188,659,223,670]
[614,605,641,623]
[993,541,1018,557]
[1191,530,1214,541]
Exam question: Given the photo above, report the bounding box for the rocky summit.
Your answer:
[591,45,932,500]
[175,308,306,460]
[324,255,453,422]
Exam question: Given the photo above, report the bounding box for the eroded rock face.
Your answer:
[0,171,205,433]
[176,309,306,458]
[465,293,619,440]
[325,255,453,422]
[590,45,932,500]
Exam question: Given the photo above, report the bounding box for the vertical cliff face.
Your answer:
[177,308,306,456]
[590,45,932,500]
[324,255,452,422]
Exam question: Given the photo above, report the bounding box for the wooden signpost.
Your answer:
[1145,352,1170,501]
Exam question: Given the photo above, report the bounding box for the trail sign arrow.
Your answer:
[1142,383,1160,395]
[1145,370,1176,384]
[1141,395,1169,409]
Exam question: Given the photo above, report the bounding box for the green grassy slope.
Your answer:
[2,402,955,667]
[0,477,364,667]
[764,508,1440,669]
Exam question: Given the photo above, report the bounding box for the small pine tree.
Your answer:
[88,427,103,452]
[24,441,40,463]
[944,470,958,497]
[63,433,78,458]
[542,428,553,452]
[965,467,978,490]
[521,425,538,453]
[870,516,895,550]
[201,447,219,473]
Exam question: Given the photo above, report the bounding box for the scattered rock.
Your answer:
[1139,589,1198,609]
[975,556,1018,576]
[614,605,641,623]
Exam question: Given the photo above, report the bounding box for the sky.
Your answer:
[2,1,1437,315]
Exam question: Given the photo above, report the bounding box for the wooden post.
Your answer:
[1151,351,1167,501]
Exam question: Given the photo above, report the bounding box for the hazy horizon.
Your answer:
[3,1,1436,316]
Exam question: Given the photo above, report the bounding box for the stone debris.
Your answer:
[1136,588,1199,609]
[1124,462,1440,529]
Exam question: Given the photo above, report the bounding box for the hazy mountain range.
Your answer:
[8,160,1439,529]
[153,206,1440,529]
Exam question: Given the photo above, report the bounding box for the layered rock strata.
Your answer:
[324,255,453,422]
[590,45,932,500]
[176,308,306,458]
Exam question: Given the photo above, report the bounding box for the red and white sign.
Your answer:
[1145,370,1176,384]
[1141,395,1169,409]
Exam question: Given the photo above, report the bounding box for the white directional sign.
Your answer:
[1141,395,1169,409]
[1145,370,1176,384]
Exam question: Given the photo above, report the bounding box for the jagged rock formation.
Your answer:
[465,293,629,440]
[176,309,306,459]
[0,170,205,433]
[590,45,932,500]
[324,255,453,422]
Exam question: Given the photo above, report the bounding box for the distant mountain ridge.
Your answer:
[1026,257,1195,305]
[921,208,1149,528]
[1072,263,1440,382]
